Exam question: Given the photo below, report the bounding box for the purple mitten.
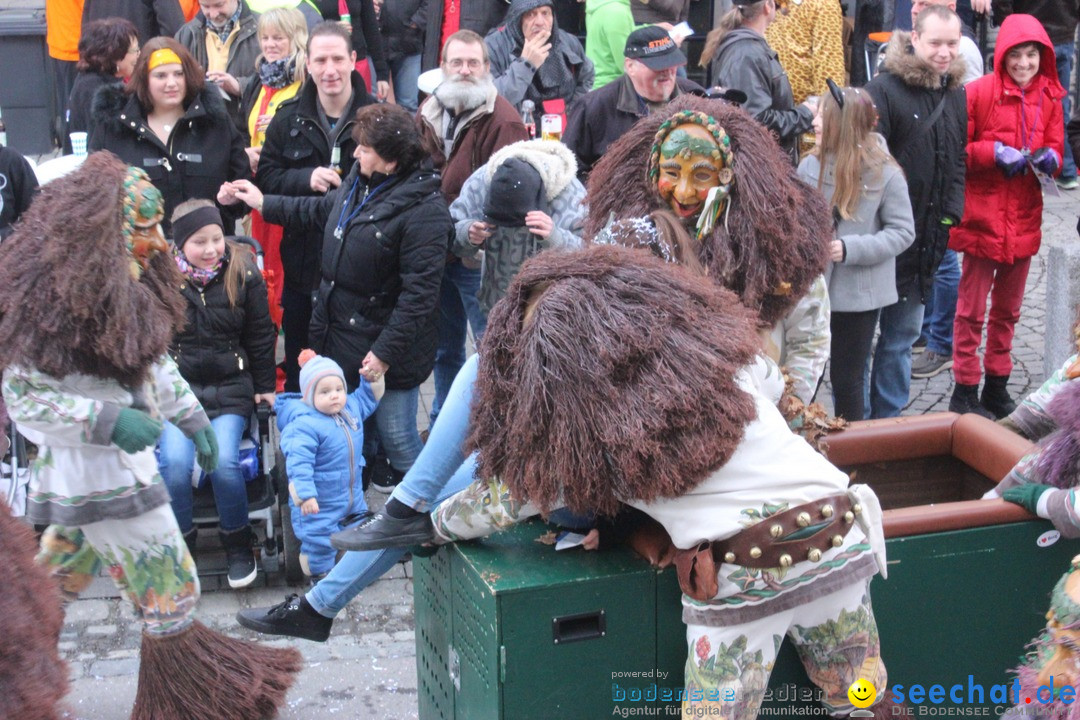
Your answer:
[994,141,1027,177]
[1031,147,1061,175]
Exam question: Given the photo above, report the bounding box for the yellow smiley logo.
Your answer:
[848,678,877,709]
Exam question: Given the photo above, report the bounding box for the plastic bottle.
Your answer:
[330,146,343,175]
[521,100,536,140]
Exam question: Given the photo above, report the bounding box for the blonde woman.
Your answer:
[239,6,308,327]
[797,85,915,420]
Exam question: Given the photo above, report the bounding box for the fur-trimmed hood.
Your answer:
[881,31,967,91]
[484,139,578,202]
[91,81,233,134]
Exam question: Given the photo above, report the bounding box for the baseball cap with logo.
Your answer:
[624,26,686,70]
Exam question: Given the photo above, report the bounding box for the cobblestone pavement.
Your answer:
[49,191,1080,719]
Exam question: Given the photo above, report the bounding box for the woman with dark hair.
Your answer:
[65,17,139,152]
[223,102,451,487]
[89,36,250,233]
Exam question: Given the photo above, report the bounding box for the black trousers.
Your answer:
[830,308,881,421]
[280,286,313,393]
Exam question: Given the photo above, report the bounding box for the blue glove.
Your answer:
[192,426,219,473]
[111,409,162,453]
[994,142,1027,178]
[1002,483,1053,514]
[1031,147,1061,176]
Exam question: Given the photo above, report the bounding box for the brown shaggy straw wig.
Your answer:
[0,151,186,386]
[586,95,831,328]
[467,245,760,517]
[0,500,68,720]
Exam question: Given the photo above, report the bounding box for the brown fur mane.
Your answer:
[467,245,761,517]
[0,151,186,386]
[586,96,831,328]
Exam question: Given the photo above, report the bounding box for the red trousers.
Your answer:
[952,254,1031,385]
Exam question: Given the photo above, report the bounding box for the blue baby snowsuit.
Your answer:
[277,383,378,575]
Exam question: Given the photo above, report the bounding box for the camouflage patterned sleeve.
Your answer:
[1009,354,1078,441]
[1,366,113,446]
[776,274,831,406]
[431,478,543,544]
[152,355,210,438]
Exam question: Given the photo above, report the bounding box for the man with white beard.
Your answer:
[412,29,529,483]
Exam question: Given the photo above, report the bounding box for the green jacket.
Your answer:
[585,0,636,90]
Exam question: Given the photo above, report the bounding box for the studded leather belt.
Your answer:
[674,494,862,602]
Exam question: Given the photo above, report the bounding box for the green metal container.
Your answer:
[416,517,1080,719]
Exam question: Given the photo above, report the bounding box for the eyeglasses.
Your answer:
[445,58,484,70]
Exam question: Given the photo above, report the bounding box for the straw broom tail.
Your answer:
[0,502,68,720]
[132,620,302,720]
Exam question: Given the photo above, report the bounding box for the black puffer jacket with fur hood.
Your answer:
[865,31,967,302]
[89,83,251,235]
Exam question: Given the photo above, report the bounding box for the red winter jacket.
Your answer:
[949,13,1064,264]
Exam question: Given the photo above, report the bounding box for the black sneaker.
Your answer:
[330,511,434,551]
[371,462,404,494]
[236,593,333,642]
[219,526,258,589]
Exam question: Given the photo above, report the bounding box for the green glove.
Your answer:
[192,426,219,473]
[110,408,163,453]
[1002,484,1054,515]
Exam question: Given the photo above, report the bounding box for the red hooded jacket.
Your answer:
[949,13,1064,264]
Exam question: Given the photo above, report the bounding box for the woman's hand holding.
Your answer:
[360,351,389,382]
[376,80,391,102]
[254,392,276,409]
[220,179,264,211]
[245,146,262,175]
[829,239,845,263]
[207,71,240,96]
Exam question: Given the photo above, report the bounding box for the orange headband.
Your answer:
[148,48,182,70]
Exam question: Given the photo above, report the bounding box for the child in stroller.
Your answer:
[277,350,382,584]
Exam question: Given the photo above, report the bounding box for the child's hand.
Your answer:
[301,497,319,515]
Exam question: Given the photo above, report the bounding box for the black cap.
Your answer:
[624,26,686,70]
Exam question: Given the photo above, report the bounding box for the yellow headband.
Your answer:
[148,48,182,70]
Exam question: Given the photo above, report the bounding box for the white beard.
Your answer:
[433,75,494,113]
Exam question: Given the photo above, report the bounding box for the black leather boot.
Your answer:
[949,383,994,419]
[980,375,1017,419]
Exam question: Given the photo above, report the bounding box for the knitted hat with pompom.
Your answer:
[298,349,346,407]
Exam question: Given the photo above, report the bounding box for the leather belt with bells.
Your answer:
[710,494,858,569]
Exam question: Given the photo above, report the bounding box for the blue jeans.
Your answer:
[389,53,421,113]
[308,355,481,616]
[364,386,424,474]
[160,413,249,533]
[1057,42,1077,180]
[867,293,925,419]
[919,248,959,356]
[431,261,488,426]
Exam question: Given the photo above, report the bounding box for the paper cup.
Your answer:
[69,132,88,157]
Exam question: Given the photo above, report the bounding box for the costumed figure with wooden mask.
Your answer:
[0,151,301,720]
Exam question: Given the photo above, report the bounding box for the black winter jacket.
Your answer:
[563,74,703,180]
[89,84,251,234]
[419,0,510,70]
[254,72,376,293]
[314,0,390,79]
[171,245,278,418]
[0,145,39,242]
[82,0,186,44]
[865,32,967,302]
[66,72,121,153]
[262,165,451,391]
[380,0,425,62]
[992,0,1080,45]
[709,27,813,163]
